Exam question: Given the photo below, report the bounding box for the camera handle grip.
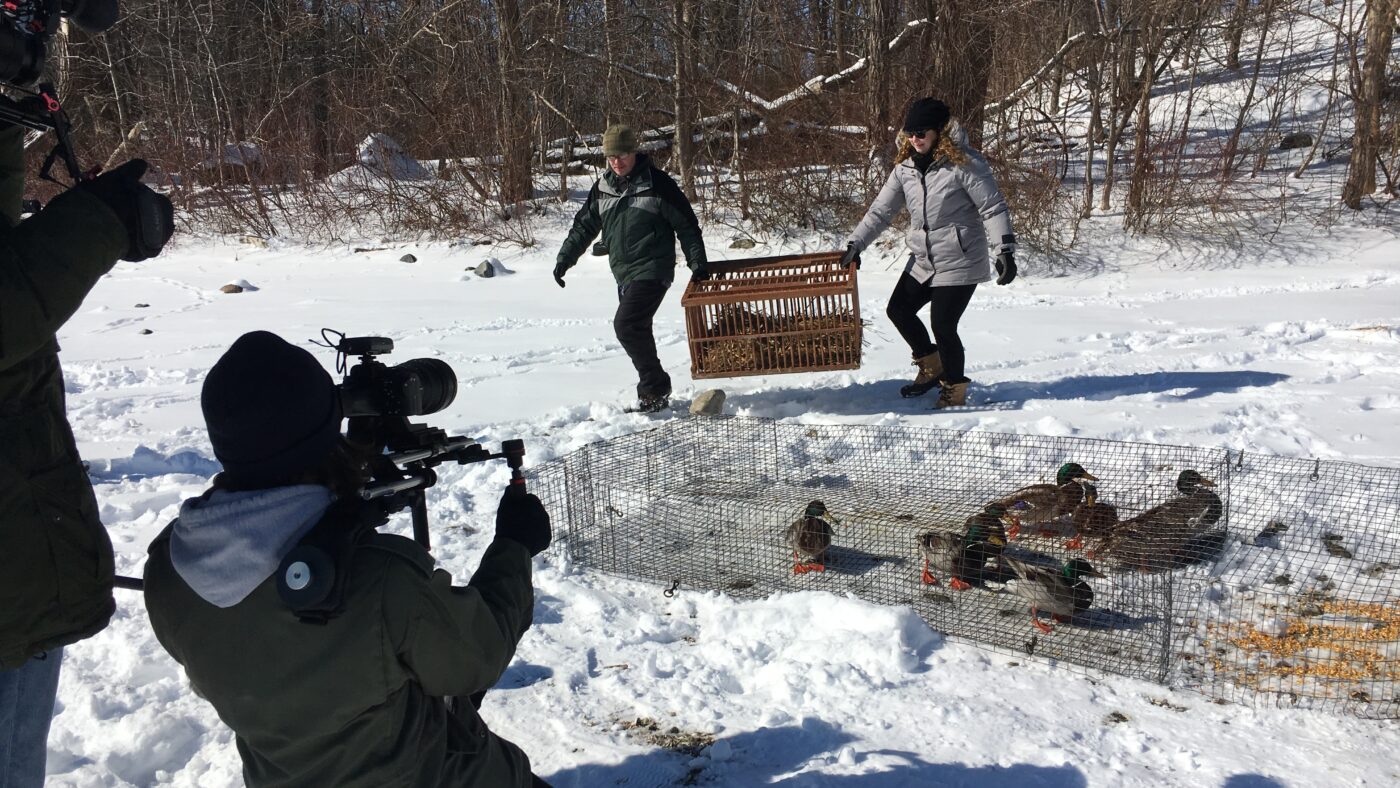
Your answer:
[502,439,527,497]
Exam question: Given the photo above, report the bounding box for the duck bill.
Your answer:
[1086,567,1107,578]
[1198,477,1216,487]
[989,535,1007,547]
[1082,472,1099,481]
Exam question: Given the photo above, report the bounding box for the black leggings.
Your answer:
[886,273,977,383]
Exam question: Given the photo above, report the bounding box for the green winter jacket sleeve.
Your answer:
[385,537,534,698]
[555,182,602,272]
[652,169,707,272]
[0,125,128,372]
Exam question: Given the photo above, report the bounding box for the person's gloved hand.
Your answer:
[839,243,861,270]
[691,266,710,282]
[495,487,552,556]
[994,251,1017,286]
[78,159,174,262]
[552,262,568,288]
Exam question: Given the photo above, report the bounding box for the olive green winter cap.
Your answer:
[602,124,639,156]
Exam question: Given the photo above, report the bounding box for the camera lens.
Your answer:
[395,358,457,416]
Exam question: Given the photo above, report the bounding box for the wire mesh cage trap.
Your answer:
[680,253,862,379]
[528,418,1400,719]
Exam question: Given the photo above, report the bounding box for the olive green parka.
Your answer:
[0,124,128,669]
[143,496,538,788]
[556,154,706,285]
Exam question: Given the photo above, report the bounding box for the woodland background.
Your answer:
[41,0,1400,248]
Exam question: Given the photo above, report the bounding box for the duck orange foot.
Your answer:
[1033,619,1055,634]
[949,577,972,591]
[921,570,940,586]
[1007,519,1022,541]
[1065,536,1085,550]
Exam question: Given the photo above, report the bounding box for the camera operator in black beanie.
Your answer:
[1,92,174,788]
[143,331,554,788]
[841,96,1016,410]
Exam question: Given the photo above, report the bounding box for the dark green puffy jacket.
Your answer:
[0,124,127,669]
[556,154,707,285]
[143,507,538,788]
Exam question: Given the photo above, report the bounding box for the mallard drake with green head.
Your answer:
[786,500,837,574]
[990,462,1097,540]
[1005,557,1105,633]
[917,505,1010,589]
[1065,482,1119,551]
[1100,470,1223,572]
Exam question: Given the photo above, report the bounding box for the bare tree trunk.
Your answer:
[835,0,849,69]
[604,0,622,124]
[929,2,996,145]
[673,0,697,199]
[495,0,534,207]
[1126,42,1159,226]
[865,0,897,173]
[1082,54,1101,218]
[1342,0,1398,208]
[1224,0,1249,70]
[733,109,750,221]
[309,0,330,177]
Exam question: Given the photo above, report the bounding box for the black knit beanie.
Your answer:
[902,97,951,134]
[201,331,343,488]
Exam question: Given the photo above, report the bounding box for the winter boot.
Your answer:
[899,352,944,398]
[636,393,670,413]
[934,380,969,409]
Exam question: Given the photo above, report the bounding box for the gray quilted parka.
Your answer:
[846,123,1015,287]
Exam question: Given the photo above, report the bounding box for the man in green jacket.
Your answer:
[143,331,553,787]
[553,124,708,413]
[1,122,173,786]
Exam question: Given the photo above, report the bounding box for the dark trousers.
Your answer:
[614,279,672,397]
[886,273,978,383]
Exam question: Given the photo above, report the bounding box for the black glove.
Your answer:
[994,251,1017,286]
[691,266,710,282]
[495,487,552,556]
[78,159,174,262]
[552,262,568,288]
[839,243,860,270]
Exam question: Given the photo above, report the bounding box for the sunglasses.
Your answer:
[907,128,936,139]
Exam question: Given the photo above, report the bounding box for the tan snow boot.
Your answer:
[934,380,969,409]
[900,352,944,398]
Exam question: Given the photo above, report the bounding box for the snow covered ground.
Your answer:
[42,201,1400,786]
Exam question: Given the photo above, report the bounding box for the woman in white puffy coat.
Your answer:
[842,97,1017,408]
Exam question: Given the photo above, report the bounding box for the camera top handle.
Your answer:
[0,83,89,185]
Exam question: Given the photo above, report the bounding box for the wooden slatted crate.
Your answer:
[680,252,862,379]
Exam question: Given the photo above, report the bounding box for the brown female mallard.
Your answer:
[989,462,1097,539]
[1065,482,1119,551]
[785,500,837,574]
[1004,557,1105,633]
[1100,470,1224,572]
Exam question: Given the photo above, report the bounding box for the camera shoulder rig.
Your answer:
[275,498,434,624]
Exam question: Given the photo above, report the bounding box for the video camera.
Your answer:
[324,330,527,549]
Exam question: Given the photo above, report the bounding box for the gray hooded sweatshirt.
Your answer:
[169,485,334,608]
[846,122,1015,287]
